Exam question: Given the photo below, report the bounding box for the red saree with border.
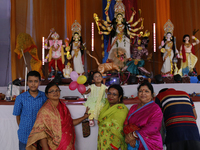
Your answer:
[26,99,75,150]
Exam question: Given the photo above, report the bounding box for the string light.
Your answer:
[42,37,45,65]
[91,22,94,51]
[153,23,156,52]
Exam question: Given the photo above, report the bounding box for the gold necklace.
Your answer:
[52,45,60,51]
[74,41,79,47]
[184,43,191,48]
[117,24,124,32]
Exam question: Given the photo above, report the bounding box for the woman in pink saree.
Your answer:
[124,82,163,150]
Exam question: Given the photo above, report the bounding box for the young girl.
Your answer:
[83,71,108,126]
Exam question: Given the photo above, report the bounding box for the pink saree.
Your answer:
[124,101,163,150]
[26,99,75,150]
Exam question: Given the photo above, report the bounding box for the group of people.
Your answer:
[13,70,200,150]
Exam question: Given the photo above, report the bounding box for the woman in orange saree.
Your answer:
[26,82,89,150]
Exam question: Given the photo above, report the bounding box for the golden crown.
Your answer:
[163,19,174,36]
[51,32,60,40]
[71,20,81,36]
[114,0,125,18]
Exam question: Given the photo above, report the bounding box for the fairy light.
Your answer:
[42,37,45,65]
[153,23,156,52]
[91,22,94,51]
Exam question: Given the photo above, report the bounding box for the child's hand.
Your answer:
[84,88,91,95]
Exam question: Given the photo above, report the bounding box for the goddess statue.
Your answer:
[94,0,144,62]
[126,31,152,76]
[44,32,65,75]
[63,62,73,78]
[69,20,84,74]
[159,20,176,76]
[179,34,199,76]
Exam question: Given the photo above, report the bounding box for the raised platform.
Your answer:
[18,74,199,86]
[1,83,200,101]
[2,96,200,106]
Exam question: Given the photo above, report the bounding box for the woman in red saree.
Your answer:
[26,82,89,150]
[124,82,163,150]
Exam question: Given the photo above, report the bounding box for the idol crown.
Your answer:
[114,0,125,18]
[164,19,174,36]
[71,20,81,36]
[51,32,60,40]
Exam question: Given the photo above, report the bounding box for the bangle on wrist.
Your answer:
[133,131,138,138]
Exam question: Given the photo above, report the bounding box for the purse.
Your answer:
[82,120,90,138]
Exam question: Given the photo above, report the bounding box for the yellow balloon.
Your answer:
[77,75,87,84]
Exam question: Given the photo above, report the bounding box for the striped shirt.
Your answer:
[155,88,200,144]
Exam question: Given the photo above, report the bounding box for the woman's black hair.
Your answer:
[45,82,60,94]
[137,82,154,96]
[183,34,190,43]
[108,84,124,103]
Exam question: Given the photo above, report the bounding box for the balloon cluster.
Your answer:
[69,71,87,94]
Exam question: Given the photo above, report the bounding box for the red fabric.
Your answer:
[123,123,140,134]
[110,143,119,150]
[182,44,195,62]
[17,45,38,60]
[123,0,138,23]
[27,100,75,150]
[56,101,75,150]
[48,58,65,73]
[123,0,138,46]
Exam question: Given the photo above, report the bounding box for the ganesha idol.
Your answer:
[44,32,65,75]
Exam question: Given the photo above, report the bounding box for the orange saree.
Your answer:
[26,99,75,150]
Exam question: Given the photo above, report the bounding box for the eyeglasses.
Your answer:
[107,92,118,97]
[48,89,61,93]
